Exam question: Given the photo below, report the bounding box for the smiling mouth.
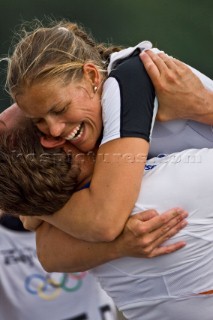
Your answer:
[65,122,84,141]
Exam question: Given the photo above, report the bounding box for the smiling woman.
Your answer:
[16,75,103,152]
[6,20,154,243]
[5,18,213,246]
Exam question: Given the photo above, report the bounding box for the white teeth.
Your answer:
[65,123,83,141]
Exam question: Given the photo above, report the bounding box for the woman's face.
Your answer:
[16,76,103,152]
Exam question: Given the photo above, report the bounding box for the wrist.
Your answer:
[110,236,129,259]
[190,90,213,124]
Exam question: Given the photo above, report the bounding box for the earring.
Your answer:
[93,86,98,93]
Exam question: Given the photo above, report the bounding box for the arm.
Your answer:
[41,137,148,242]
[140,50,213,124]
[36,208,188,273]
[41,55,156,242]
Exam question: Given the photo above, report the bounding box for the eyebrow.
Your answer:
[25,104,63,119]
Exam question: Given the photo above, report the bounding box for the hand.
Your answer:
[140,50,208,122]
[116,208,188,258]
[20,215,43,231]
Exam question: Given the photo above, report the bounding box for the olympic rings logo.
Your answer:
[25,272,87,300]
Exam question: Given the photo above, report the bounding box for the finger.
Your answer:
[150,241,186,257]
[158,54,192,76]
[142,50,169,74]
[157,52,178,69]
[172,57,190,70]
[148,218,188,248]
[133,209,159,221]
[19,215,28,226]
[153,210,188,237]
[152,208,188,230]
[19,217,30,229]
[136,216,187,251]
[140,207,187,235]
[127,209,159,236]
[128,208,187,237]
[140,50,161,81]
[20,216,41,231]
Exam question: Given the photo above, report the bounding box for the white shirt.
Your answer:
[92,148,213,320]
[0,225,117,320]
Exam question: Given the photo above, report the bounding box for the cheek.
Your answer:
[95,109,103,131]
[65,109,85,122]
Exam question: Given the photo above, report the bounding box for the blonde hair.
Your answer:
[6,19,122,99]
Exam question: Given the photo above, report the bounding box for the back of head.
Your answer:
[0,123,80,216]
[6,18,122,99]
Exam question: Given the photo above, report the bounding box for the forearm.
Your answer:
[41,189,117,242]
[36,209,188,273]
[42,138,148,242]
[36,222,122,273]
[189,89,213,124]
[184,65,213,124]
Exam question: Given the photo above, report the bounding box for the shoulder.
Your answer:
[109,49,153,90]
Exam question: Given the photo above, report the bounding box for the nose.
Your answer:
[36,117,66,137]
[41,116,65,137]
[48,121,66,137]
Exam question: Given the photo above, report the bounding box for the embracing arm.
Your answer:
[42,138,148,242]
[141,50,213,124]
[36,209,187,273]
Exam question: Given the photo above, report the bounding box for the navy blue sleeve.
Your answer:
[109,49,155,141]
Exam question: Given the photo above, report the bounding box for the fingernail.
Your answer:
[172,211,181,217]
[181,221,188,227]
[181,212,188,219]
[173,208,186,217]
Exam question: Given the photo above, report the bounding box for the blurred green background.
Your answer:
[0,0,212,111]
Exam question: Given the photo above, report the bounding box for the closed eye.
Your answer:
[51,106,67,115]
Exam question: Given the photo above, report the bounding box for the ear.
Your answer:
[83,63,100,87]
[0,103,26,130]
[40,135,66,149]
